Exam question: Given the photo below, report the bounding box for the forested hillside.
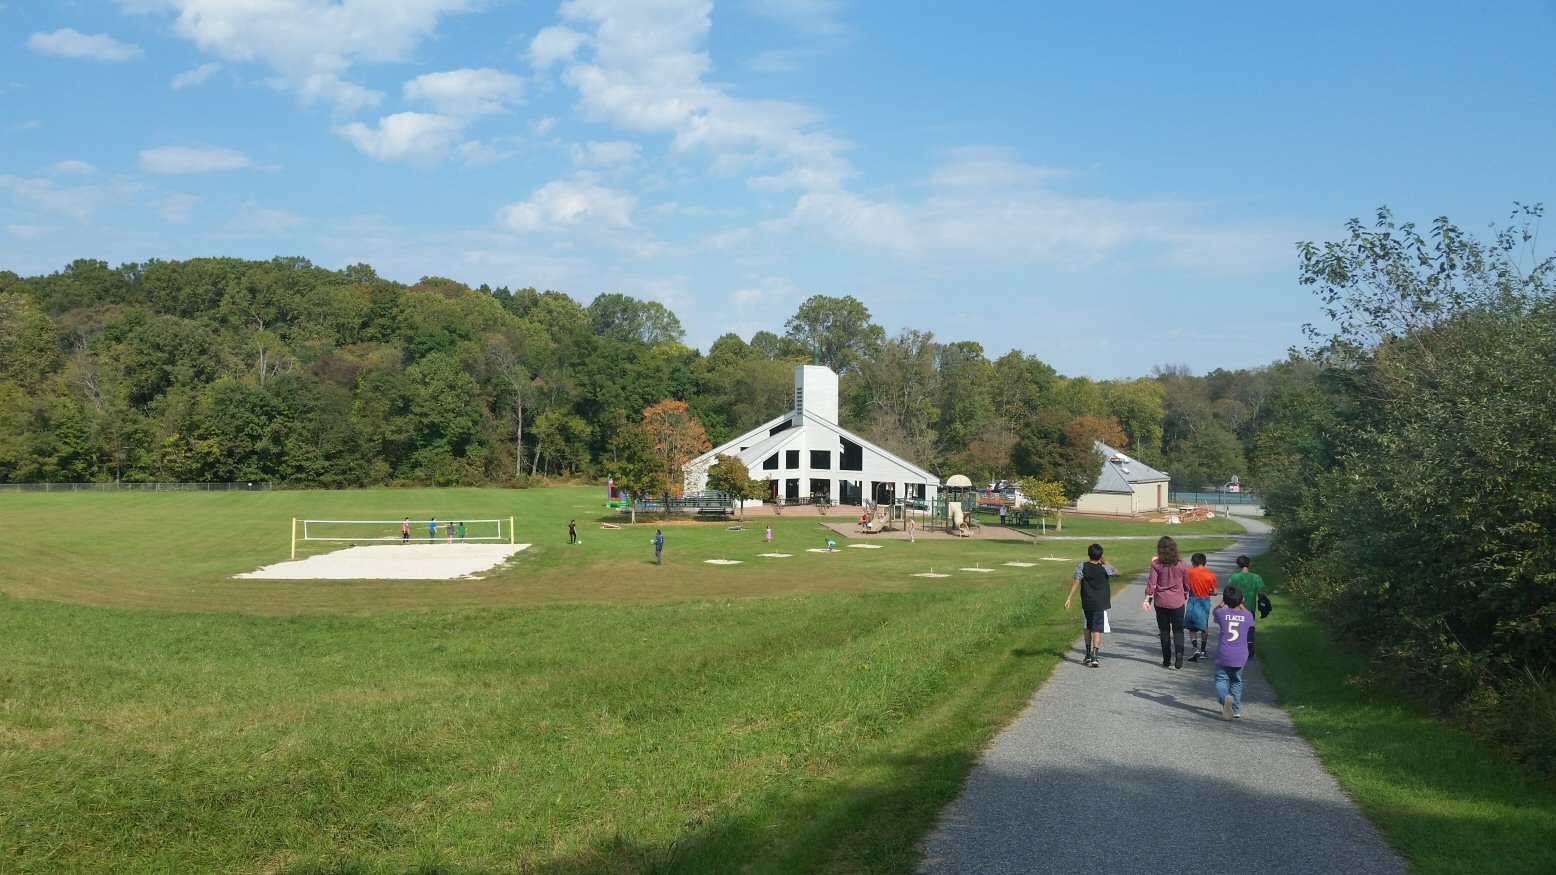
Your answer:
[0,257,1276,490]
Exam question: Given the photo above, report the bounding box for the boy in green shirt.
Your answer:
[1226,555,1266,657]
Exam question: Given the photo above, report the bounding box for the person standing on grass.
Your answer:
[402,517,411,543]
[458,521,466,542]
[1185,552,1219,661]
[765,524,772,544]
[1065,543,1119,667]
[653,529,664,565]
[1213,585,1256,719]
[1226,555,1267,657]
[429,518,437,543]
[907,516,915,542]
[568,519,577,544]
[447,521,455,544]
[1143,535,1190,669]
[999,504,1007,525]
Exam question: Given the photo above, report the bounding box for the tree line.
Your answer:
[0,257,1274,495]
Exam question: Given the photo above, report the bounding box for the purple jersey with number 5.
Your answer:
[1213,606,1255,668]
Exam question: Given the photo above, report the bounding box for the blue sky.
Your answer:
[3,1,1552,378]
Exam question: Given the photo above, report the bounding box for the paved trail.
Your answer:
[919,515,1407,875]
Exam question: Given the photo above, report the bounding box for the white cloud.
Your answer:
[228,202,306,235]
[777,154,1297,277]
[139,145,255,174]
[171,62,220,89]
[50,160,99,175]
[149,193,201,222]
[126,0,479,111]
[335,112,464,166]
[0,174,138,222]
[404,68,525,119]
[496,179,636,233]
[537,0,856,192]
[7,224,54,240]
[529,25,585,68]
[26,29,143,62]
[571,140,641,167]
[748,0,848,37]
[6,121,42,134]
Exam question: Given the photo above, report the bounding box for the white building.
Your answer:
[683,365,940,508]
[1073,441,1172,516]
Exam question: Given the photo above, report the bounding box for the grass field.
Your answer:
[0,486,1237,873]
[1258,560,1556,875]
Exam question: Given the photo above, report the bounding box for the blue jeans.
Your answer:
[1215,664,1244,714]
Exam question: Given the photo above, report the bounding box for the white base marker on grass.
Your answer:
[1004,561,1036,567]
[847,543,883,549]
[913,572,950,578]
[806,548,838,553]
[960,567,996,573]
[758,552,792,558]
[703,559,743,565]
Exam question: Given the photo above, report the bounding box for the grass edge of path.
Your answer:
[1257,559,1556,875]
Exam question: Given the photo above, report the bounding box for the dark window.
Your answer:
[762,453,779,471]
[810,450,831,470]
[839,437,863,471]
[785,449,800,469]
[769,418,794,436]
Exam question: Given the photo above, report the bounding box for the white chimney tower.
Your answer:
[794,365,839,422]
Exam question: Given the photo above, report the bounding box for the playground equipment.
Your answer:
[938,474,980,536]
[605,477,635,509]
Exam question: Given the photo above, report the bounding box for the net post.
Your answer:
[291,518,297,559]
[510,516,515,546]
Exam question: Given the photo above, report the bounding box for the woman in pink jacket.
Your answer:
[1142,535,1190,669]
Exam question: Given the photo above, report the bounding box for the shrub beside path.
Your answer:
[919,513,1408,875]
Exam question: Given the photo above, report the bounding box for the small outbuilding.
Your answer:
[1073,441,1171,516]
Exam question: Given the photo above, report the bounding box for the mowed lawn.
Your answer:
[0,488,1234,873]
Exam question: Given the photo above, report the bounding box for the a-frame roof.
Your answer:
[1090,441,1170,493]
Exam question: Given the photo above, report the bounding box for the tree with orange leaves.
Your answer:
[641,400,711,509]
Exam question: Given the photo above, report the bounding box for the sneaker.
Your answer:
[1233,709,1243,719]
[1221,697,1234,721]
[1174,652,1184,670]
[1087,658,1099,668]
[1187,650,1202,662]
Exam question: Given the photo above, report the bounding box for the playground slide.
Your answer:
[949,504,966,534]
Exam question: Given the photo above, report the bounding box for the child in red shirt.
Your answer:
[1184,552,1219,662]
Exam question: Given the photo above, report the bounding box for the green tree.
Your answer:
[1266,206,1556,745]
[783,294,884,374]
[705,454,759,518]
[606,423,664,525]
[587,293,685,345]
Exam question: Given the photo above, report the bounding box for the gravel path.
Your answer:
[919,516,1407,875]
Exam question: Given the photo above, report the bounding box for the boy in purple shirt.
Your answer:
[1213,585,1256,720]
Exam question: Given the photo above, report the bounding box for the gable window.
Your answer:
[839,437,863,471]
[810,450,831,470]
[785,449,800,469]
[762,453,779,471]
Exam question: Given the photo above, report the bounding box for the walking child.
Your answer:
[1226,555,1267,657]
[765,524,772,543]
[1213,585,1256,719]
[446,521,455,543]
[1143,535,1191,669]
[402,517,411,543]
[568,520,577,544]
[458,521,466,542]
[1185,552,1219,661]
[428,517,437,543]
[1065,543,1119,667]
[653,529,664,565]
